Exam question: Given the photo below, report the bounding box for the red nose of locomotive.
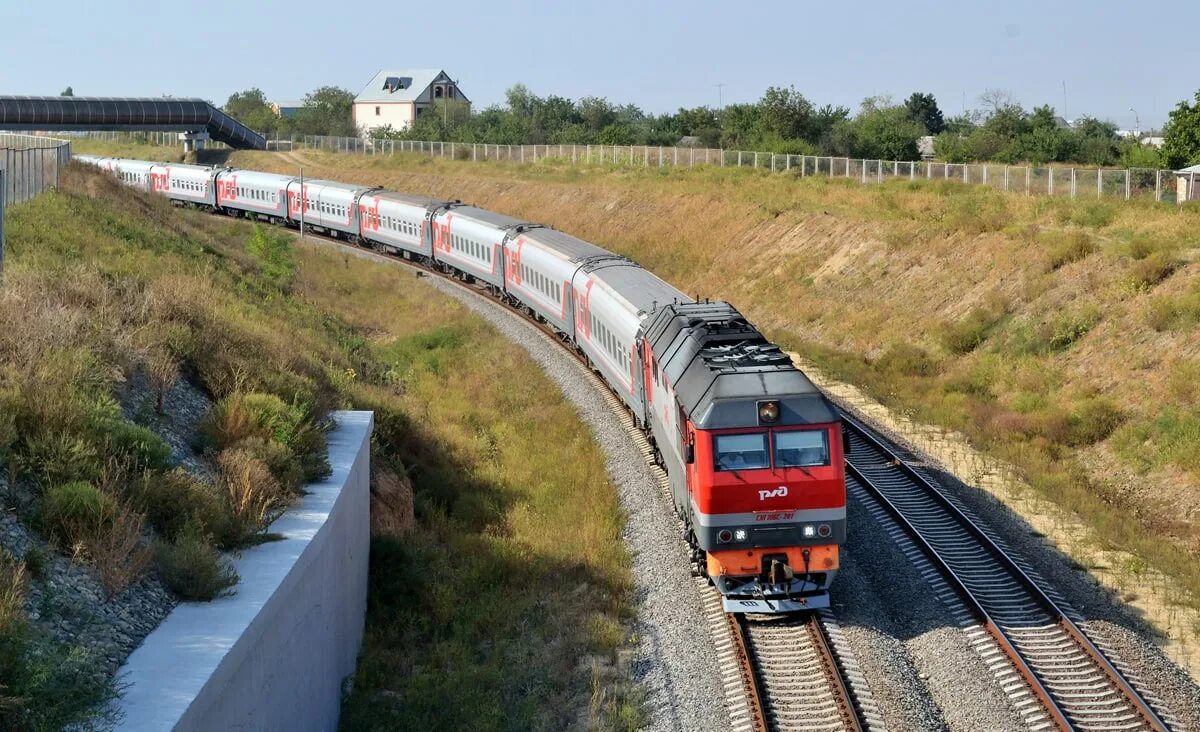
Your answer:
[688,415,846,613]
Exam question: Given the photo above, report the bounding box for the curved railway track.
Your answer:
[841,414,1179,732]
[282,225,876,732]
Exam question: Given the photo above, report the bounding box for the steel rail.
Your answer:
[730,613,770,732]
[841,413,1170,732]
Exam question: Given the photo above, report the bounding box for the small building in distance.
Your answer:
[353,69,469,135]
[1177,163,1200,203]
[270,100,306,119]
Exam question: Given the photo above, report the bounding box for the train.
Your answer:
[75,153,848,614]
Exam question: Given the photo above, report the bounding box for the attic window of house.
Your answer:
[382,76,411,93]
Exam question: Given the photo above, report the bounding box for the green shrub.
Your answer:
[1067,398,1126,446]
[155,520,239,601]
[1058,201,1116,228]
[938,307,1004,354]
[235,437,304,493]
[135,469,231,542]
[197,392,306,452]
[1047,307,1101,351]
[1126,251,1179,291]
[1045,231,1097,271]
[18,432,101,486]
[874,343,940,377]
[105,420,172,472]
[287,420,332,483]
[41,481,112,548]
[246,224,296,291]
[22,546,46,581]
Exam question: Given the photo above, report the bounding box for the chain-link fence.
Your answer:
[68,130,1198,205]
[1,133,72,205]
[0,133,72,278]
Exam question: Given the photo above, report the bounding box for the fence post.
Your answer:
[1125,171,1131,200]
[754,152,758,169]
[877,160,883,183]
[1049,168,1054,196]
[1071,168,1076,198]
[1025,167,1031,195]
[690,147,695,167]
[910,162,916,181]
[1004,166,1009,191]
[1156,170,1162,202]
[738,151,742,167]
[771,154,776,173]
[0,169,5,282]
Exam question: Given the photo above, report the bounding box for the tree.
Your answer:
[1162,90,1200,169]
[854,103,923,160]
[223,88,278,133]
[293,86,356,137]
[903,92,945,134]
[60,86,74,97]
[757,86,813,141]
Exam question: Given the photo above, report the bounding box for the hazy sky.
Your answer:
[2,0,1194,130]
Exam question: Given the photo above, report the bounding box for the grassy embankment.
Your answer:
[81,141,1200,621]
[1,162,637,729]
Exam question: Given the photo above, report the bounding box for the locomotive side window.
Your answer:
[774,430,830,467]
[714,433,769,471]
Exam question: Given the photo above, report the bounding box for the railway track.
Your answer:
[841,414,1180,732]
[287,228,878,732]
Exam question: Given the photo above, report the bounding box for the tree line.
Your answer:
[221,84,1200,169]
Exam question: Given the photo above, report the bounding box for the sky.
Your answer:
[1,0,1195,131]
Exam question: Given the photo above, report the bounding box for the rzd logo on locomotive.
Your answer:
[758,486,788,501]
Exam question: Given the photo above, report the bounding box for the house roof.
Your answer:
[271,100,306,109]
[354,69,469,104]
[1178,163,1200,174]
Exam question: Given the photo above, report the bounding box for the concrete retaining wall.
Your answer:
[116,410,373,732]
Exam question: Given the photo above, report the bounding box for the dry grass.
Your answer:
[5,157,637,728]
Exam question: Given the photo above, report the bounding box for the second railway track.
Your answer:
[842,414,1180,731]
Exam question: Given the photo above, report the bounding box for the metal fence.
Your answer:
[64,129,1200,205]
[0,133,71,279]
[290,136,1192,205]
[1,133,72,205]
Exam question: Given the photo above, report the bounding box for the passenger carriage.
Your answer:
[430,205,526,291]
[571,260,689,419]
[148,162,219,207]
[215,169,293,222]
[285,179,371,239]
[112,159,155,192]
[357,190,452,260]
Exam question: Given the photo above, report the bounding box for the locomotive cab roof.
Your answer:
[645,302,837,429]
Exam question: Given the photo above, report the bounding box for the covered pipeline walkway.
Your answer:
[0,96,266,150]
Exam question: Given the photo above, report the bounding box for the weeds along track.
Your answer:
[284,229,877,732]
[841,414,1179,732]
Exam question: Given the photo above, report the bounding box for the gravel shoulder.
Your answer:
[829,392,1200,730]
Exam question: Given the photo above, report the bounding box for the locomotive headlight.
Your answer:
[802,525,816,538]
[734,529,747,542]
[718,530,733,543]
[817,524,832,538]
[757,400,781,425]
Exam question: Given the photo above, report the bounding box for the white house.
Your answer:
[352,69,469,135]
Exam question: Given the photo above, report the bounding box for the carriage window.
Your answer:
[774,430,830,468]
[714,433,769,471]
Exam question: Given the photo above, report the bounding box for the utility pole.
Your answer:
[1129,107,1140,138]
[298,166,304,241]
[715,83,725,111]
